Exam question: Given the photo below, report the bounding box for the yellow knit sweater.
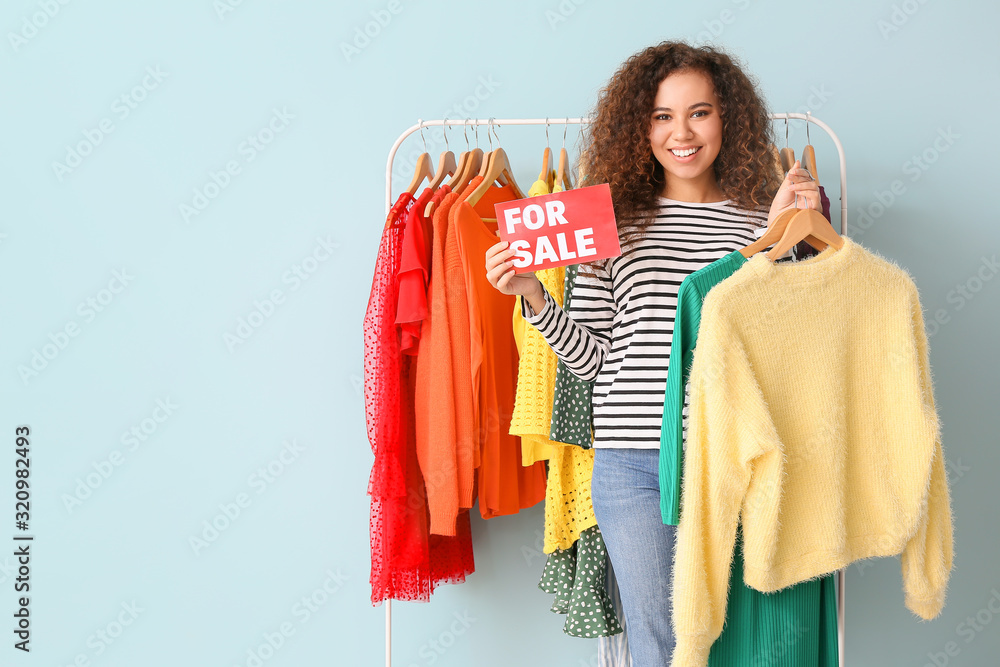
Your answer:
[670,237,954,667]
[510,175,597,552]
[511,173,564,466]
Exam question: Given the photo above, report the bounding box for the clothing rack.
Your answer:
[382,114,849,667]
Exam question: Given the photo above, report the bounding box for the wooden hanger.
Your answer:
[477,119,500,180]
[478,148,494,178]
[425,148,460,217]
[539,119,553,186]
[777,119,795,174]
[539,147,553,188]
[465,147,525,207]
[427,150,457,191]
[448,122,484,195]
[779,146,795,174]
[765,201,844,260]
[453,148,483,195]
[556,147,573,191]
[739,206,800,258]
[405,152,434,195]
[466,120,526,206]
[405,121,436,195]
[801,116,821,188]
[740,167,826,258]
[801,145,819,186]
[554,120,574,191]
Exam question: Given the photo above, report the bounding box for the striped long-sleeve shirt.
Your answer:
[522,197,769,449]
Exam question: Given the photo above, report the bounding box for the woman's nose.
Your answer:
[672,119,694,140]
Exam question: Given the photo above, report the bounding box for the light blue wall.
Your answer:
[1,1,997,666]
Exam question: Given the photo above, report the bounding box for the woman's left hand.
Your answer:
[766,160,820,226]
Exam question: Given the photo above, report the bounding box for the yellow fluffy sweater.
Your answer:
[670,237,954,666]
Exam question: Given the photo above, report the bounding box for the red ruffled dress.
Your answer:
[364,191,475,605]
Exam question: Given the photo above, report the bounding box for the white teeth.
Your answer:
[671,147,699,157]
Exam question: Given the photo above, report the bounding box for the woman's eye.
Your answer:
[692,111,707,118]
[655,114,670,121]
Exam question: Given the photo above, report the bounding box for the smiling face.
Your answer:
[647,68,725,201]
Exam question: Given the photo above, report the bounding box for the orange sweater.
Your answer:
[444,188,479,506]
[414,191,463,536]
[452,176,547,519]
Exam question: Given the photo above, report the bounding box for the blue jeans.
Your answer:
[591,447,676,667]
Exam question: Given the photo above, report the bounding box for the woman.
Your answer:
[485,42,820,664]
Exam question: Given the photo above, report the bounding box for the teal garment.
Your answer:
[659,251,746,525]
[658,250,838,666]
[712,527,839,666]
[549,263,594,449]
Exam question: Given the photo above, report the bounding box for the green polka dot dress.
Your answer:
[549,264,594,449]
[539,264,619,637]
[538,525,622,638]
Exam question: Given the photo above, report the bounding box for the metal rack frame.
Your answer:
[381,114,849,667]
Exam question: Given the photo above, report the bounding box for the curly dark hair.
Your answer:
[579,41,781,272]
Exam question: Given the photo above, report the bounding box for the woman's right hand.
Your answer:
[485,241,543,301]
[766,159,821,227]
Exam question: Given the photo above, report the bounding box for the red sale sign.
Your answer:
[494,183,621,273]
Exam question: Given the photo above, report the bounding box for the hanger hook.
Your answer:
[784,118,789,148]
[805,111,812,144]
[474,119,479,148]
[562,118,569,149]
[443,122,450,151]
[545,117,550,148]
[486,117,493,151]
[492,119,501,148]
[463,118,470,150]
[418,119,427,152]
